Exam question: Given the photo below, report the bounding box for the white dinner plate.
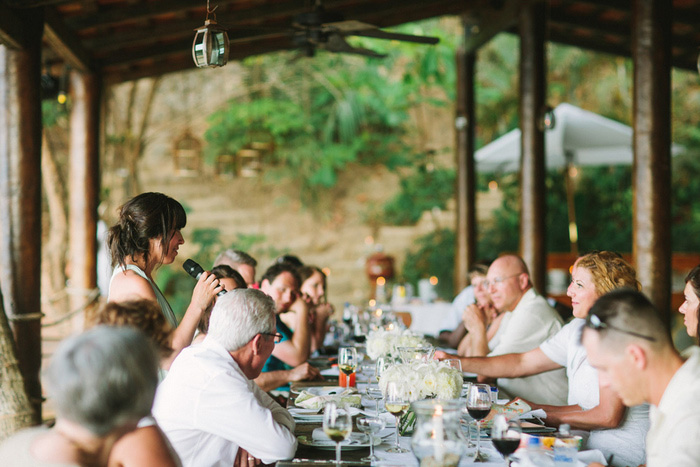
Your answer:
[298,433,380,451]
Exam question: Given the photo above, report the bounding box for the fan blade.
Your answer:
[349,28,439,44]
[323,34,387,58]
[323,20,377,32]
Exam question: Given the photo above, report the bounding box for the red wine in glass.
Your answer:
[467,407,491,421]
[492,438,520,457]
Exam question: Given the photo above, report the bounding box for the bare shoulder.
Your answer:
[109,425,180,467]
[109,270,157,302]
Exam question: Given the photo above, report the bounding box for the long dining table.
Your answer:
[278,378,512,467]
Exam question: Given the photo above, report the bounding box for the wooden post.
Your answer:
[454,45,476,294]
[519,1,547,294]
[68,70,101,329]
[632,0,672,323]
[0,9,44,423]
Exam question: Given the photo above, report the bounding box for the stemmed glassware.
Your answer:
[338,347,358,390]
[375,356,391,380]
[365,376,384,416]
[491,414,522,466]
[323,401,352,467]
[467,383,493,463]
[384,381,410,453]
[444,358,463,372]
[357,416,386,463]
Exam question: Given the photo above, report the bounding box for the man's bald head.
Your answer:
[486,254,532,312]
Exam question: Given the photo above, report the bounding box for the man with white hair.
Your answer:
[153,289,297,466]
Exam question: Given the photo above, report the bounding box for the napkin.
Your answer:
[295,390,362,410]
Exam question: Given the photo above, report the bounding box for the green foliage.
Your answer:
[204,19,460,207]
[383,165,456,225]
[402,229,455,300]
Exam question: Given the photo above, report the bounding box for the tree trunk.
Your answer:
[0,288,36,441]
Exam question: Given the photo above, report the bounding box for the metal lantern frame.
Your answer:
[192,4,229,68]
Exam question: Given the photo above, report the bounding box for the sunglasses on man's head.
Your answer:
[585,313,656,342]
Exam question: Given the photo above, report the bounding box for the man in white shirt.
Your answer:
[153,289,297,467]
[437,254,568,405]
[582,289,700,467]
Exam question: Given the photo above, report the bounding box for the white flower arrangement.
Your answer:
[378,360,463,402]
[366,328,428,360]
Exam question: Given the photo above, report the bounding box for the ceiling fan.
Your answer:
[288,0,440,58]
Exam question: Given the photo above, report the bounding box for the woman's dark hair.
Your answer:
[211,265,247,289]
[298,265,326,289]
[685,264,700,340]
[107,192,186,269]
[198,265,247,334]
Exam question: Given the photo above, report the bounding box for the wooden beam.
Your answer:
[454,45,477,293]
[0,8,44,423]
[0,4,27,49]
[43,6,94,72]
[632,0,672,322]
[519,0,547,294]
[68,70,100,328]
[462,0,520,55]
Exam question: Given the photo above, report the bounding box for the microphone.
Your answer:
[183,259,226,296]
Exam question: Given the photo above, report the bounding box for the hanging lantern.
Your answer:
[192,2,229,68]
[173,130,202,176]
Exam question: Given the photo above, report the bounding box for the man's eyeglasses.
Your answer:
[585,313,656,342]
[260,332,283,343]
[483,273,521,289]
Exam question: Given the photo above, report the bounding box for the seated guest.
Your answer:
[679,264,700,342]
[583,289,700,467]
[88,300,181,467]
[89,299,174,372]
[441,251,649,466]
[439,263,491,348]
[0,327,160,467]
[284,265,333,353]
[153,289,297,466]
[437,254,568,405]
[256,262,321,391]
[213,249,258,287]
[456,270,502,357]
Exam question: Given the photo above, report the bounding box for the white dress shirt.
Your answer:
[646,346,700,467]
[540,319,649,467]
[489,288,569,405]
[153,336,297,466]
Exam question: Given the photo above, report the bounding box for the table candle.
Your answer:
[434,404,444,463]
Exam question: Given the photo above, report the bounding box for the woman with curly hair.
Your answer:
[437,251,649,466]
[679,264,700,342]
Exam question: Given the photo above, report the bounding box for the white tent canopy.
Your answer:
[475,103,682,172]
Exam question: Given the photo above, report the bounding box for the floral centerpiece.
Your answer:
[366,328,428,360]
[378,360,462,402]
[378,360,463,435]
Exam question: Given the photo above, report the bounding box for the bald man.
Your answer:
[438,255,568,405]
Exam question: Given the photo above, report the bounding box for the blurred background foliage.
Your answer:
[202,19,700,300]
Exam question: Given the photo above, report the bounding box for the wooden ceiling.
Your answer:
[0,0,698,85]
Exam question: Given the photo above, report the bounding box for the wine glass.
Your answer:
[384,381,410,453]
[365,376,384,416]
[338,347,358,390]
[375,356,391,381]
[357,416,386,463]
[323,401,352,467]
[491,414,522,466]
[444,358,463,372]
[467,383,492,462]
